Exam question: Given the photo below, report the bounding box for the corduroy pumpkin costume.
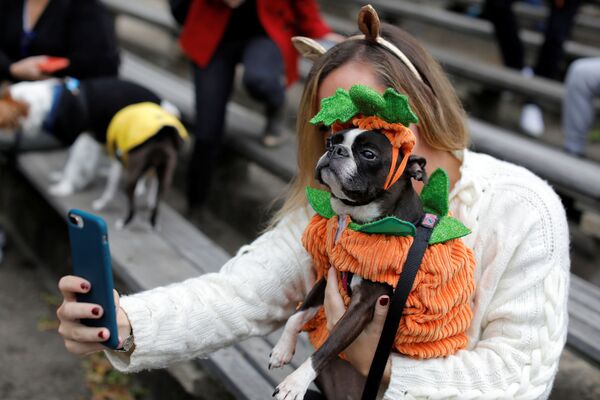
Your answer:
[301,85,476,359]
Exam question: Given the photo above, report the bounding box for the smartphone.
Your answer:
[67,209,119,349]
[38,57,70,73]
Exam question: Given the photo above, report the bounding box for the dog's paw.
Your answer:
[273,361,316,400]
[49,171,63,183]
[115,219,126,230]
[49,181,74,197]
[269,335,296,369]
[92,198,108,211]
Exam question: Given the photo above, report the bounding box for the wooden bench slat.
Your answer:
[363,0,600,59]
[16,149,279,398]
[566,308,600,362]
[324,14,566,107]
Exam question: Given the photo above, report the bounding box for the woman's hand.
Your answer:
[57,275,131,355]
[323,268,392,382]
[9,56,48,81]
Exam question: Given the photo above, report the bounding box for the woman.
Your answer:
[0,0,119,82]
[56,19,569,399]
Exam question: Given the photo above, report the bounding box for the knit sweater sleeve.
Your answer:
[105,208,314,372]
[383,175,570,399]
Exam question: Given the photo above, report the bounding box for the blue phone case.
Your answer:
[67,209,119,349]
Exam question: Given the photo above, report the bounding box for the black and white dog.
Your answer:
[0,77,186,227]
[269,128,427,399]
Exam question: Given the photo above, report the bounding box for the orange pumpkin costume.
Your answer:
[301,85,476,359]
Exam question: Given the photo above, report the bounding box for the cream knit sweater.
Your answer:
[106,150,570,400]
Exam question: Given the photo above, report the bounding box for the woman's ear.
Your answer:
[407,155,428,184]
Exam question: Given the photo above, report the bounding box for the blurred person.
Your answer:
[0,0,120,82]
[169,0,340,211]
[484,0,582,137]
[563,57,600,157]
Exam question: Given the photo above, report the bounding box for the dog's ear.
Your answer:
[406,155,428,184]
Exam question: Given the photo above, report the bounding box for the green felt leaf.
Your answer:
[306,187,335,219]
[310,88,357,126]
[420,168,450,216]
[349,85,386,116]
[352,217,416,236]
[309,85,418,127]
[429,216,471,244]
[380,88,419,126]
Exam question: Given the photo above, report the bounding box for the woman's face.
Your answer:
[317,61,424,154]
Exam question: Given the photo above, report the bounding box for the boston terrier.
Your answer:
[269,127,428,400]
[0,78,187,228]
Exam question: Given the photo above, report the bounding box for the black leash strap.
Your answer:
[361,213,438,400]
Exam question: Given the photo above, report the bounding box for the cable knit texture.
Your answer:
[105,150,570,400]
[301,214,476,359]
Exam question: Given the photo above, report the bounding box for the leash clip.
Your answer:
[421,213,438,229]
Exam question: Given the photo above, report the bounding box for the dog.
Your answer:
[269,127,475,399]
[0,77,187,228]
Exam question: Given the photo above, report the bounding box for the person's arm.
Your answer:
[292,0,332,39]
[61,0,120,79]
[380,182,570,399]
[105,207,315,372]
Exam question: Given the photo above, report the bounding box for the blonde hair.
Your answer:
[271,23,468,226]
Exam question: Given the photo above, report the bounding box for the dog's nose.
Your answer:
[331,144,349,158]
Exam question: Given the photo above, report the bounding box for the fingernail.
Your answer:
[91,307,100,316]
[379,297,389,306]
[81,282,90,291]
[98,330,105,339]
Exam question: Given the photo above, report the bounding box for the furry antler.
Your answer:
[291,36,326,61]
[357,4,381,41]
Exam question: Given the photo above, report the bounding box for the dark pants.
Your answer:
[187,35,285,208]
[484,0,582,79]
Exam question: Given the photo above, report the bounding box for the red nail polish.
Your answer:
[98,330,104,339]
[91,307,100,316]
[81,282,90,291]
[379,297,389,306]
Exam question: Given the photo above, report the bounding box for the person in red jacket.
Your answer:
[171,0,339,211]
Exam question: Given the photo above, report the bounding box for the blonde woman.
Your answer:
[56,16,569,400]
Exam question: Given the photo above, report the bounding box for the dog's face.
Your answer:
[0,80,57,137]
[316,128,426,222]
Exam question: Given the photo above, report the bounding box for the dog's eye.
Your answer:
[326,137,332,150]
[361,150,376,160]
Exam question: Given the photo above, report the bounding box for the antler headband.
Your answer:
[291,4,423,82]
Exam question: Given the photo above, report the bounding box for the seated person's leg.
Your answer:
[188,44,238,210]
[241,36,286,147]
[562,58,600,157]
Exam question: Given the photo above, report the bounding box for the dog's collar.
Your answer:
[42,78,82,134]
[306,168,471,244]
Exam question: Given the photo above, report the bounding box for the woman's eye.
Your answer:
[362,150,376,160]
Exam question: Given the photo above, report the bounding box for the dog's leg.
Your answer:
[116,155,147,230]
[49,133,100,196]
[269,278,326,369]
[274,280,390,400]
[92,160,122,211]
[149,148,177,228]
[145,173,159,210]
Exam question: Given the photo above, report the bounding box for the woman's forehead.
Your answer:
[317,62,386,101]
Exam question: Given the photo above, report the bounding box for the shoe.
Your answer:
[520,103,544,137]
